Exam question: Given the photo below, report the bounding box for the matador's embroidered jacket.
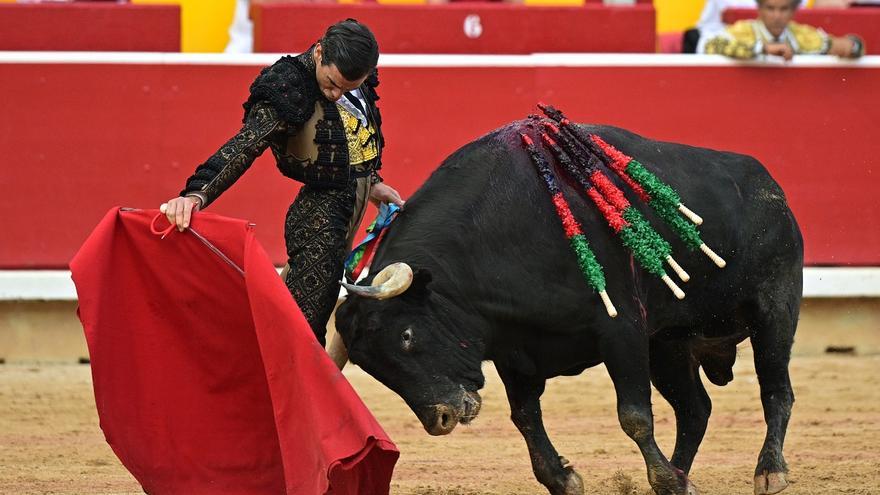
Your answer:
[181,47,385,208]
[702,19,830,59]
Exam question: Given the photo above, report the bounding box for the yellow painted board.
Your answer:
[133,0,235,53]
[656,0,704,34]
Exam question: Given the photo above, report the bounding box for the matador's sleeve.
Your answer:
[703,20,762,60]
[180,102,285,209]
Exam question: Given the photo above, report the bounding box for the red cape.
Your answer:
[71,208,398,495]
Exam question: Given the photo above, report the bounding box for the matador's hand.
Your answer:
[764,42,794,61]
[370,182,405,207]
[160,196,201,232]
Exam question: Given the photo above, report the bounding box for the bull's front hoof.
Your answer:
[559,466,584,495]
[648,465,696,495]
[651,482,699,495]
[539,460,583,495]
[754,471,788,495]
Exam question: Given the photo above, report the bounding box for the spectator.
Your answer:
[699,0,864,59]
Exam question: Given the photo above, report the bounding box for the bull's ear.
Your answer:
[407,268,432,300]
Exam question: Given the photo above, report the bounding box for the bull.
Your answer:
[335,118,802,495]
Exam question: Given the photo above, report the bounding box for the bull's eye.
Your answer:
[401,328,414,351]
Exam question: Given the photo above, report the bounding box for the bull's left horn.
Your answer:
[341,262,413,300]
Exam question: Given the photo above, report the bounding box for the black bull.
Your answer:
[336,121,803,495]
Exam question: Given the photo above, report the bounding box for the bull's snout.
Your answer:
[420,390,482,436]
[424,404,460,436]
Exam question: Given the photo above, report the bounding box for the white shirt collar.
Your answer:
[756,21,799,52]
[337,88,369,127]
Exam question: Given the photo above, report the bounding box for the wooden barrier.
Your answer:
[0,3,180,52]
[0,53,877,267]
[251,2,656,54]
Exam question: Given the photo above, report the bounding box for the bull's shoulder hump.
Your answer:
[585,124,768,174]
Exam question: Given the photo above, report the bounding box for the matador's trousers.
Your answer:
[282,177,372,346]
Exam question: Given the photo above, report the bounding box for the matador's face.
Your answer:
[758,0,797,39]
[313,43,368,102]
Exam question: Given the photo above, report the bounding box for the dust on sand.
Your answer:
[1,348,878,494]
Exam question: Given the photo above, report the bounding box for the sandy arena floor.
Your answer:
[1,345,879,495]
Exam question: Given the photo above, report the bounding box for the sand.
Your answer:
[1,341,878,495]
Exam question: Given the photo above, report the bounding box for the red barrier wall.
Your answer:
[1,56,877,268]
[0,4,180,52]
[251,3,656,54]
[724,7,880,55]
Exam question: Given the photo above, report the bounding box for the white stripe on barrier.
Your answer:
[1,267,877,301]
[0,271,76,301]
[802,267,880,297]
[0,51,878,68]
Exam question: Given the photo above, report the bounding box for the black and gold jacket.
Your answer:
[181,47,385,208]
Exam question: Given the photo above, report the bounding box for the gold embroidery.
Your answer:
[704,20,830,59]
[337,105,379,165]
[788,21,829,54]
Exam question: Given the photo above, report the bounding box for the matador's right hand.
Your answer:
[160,196,201,232]
[764,42,794,61]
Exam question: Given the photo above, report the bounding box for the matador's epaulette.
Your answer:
[243,55,322,130]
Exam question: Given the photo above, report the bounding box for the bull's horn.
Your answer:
[341,262,413,300]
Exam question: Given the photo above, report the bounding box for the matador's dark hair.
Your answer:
[319,19,379,82]
[756,0,802,8]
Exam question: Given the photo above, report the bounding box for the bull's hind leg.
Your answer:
[749,295,799,495]
[496,366,584,495]
[600,326,697,495]
[649,338,712,474]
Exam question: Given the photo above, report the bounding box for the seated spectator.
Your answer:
[681,0,854,53]
[699,0,864,59]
